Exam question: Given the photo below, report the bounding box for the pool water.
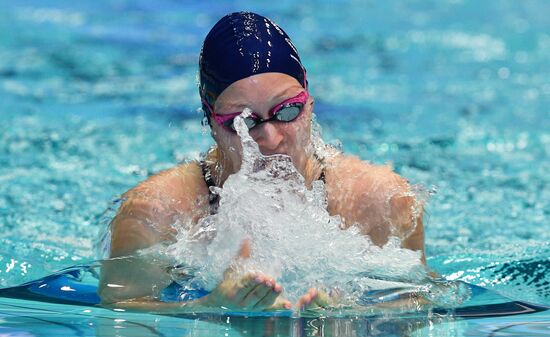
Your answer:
[1,0,549,336]
[0,265,548,336]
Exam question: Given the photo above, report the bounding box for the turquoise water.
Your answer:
[1,0,549,336]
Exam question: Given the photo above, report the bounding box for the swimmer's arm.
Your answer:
[351,171,426,262]
[98,198,177,304]
[389,194,426,263]
[99,163,208,304]
[98,199,204,310]
[100,295,213,313]
[102,240,291,313]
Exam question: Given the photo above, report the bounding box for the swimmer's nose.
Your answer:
[252,122,284,155]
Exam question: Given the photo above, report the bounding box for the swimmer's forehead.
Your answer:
[215,73,304,112]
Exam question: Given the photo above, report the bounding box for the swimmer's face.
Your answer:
[211,73,314,176]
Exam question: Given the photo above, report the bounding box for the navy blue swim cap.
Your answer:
[199,12,306,122]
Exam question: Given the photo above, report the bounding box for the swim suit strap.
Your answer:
[199,160,220,214]
[319,169,326,184]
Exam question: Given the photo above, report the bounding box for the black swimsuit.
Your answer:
[199,160,221,214]
[199,160,326,215]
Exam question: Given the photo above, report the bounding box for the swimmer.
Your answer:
[99,12,425,313]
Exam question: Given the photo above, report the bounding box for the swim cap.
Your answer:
[199,12,306,123]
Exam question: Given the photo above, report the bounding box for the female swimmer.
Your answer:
[99,11,424,313]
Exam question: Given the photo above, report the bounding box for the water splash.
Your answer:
[164,112,452,305]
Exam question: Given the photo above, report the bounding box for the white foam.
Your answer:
[166,113,427,302]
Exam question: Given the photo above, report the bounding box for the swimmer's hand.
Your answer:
[296,288,333,311]
[200,272,291,311]
[198,240,292,311]
[295,287,348,313]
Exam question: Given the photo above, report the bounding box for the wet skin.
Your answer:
[99,72,425,313]
[200,240,292,311]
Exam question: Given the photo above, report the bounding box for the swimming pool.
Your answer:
[1,0,549,336]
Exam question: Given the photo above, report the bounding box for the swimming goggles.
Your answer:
[202,91,309,132]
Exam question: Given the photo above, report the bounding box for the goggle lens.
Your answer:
[274,104,302,122]
[225,116,258,131]
[226,103,304,131]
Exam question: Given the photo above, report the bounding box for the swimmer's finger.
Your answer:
[296,288,316,309]
[296,293,312,310]
[236,239,252,259]
[234,273,260,301]
[253,281,283,309]
[297,288,331,311]
[312,289,331,308]
[266,297,292,311]
[241,279,273,309]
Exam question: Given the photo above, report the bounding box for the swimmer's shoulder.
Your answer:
[325,154,409,199]
[325,155,415,244]
[120,161,209,216]
[109,162,210,257]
